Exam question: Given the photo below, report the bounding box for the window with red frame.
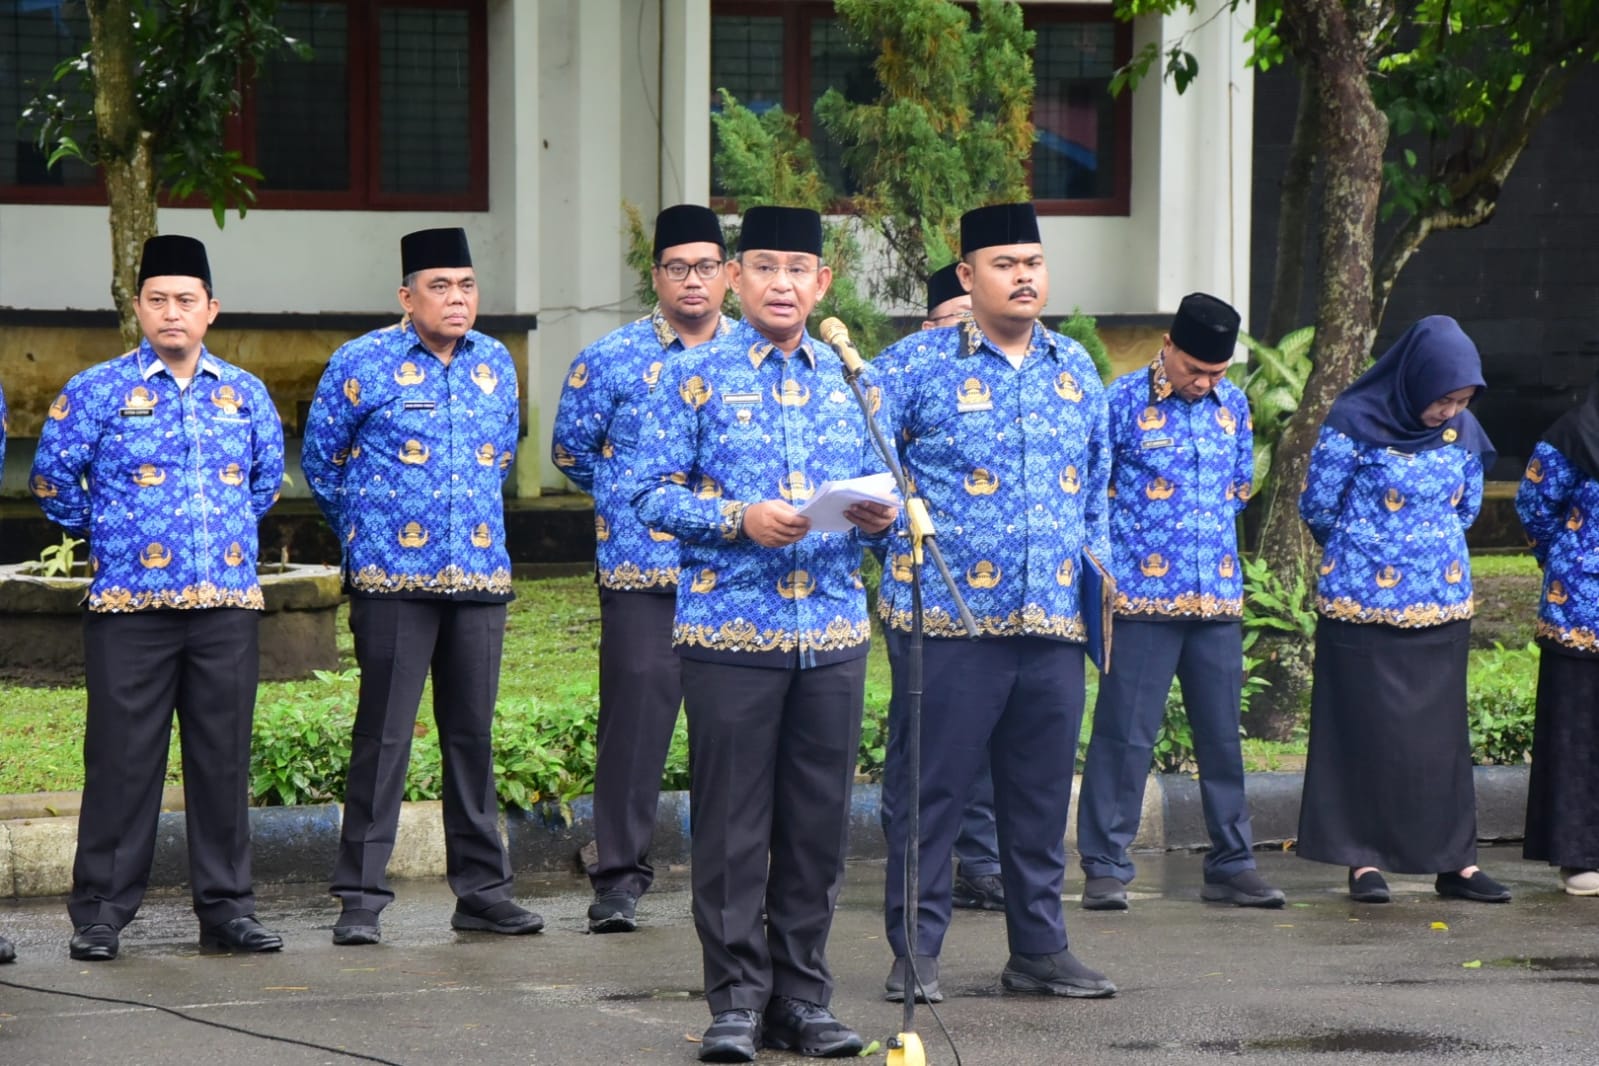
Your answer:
[0,0,487,211]
[709,1,1131,216]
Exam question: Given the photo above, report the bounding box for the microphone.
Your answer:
[818,317,868,380]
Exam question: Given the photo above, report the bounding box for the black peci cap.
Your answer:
[654,204,726,259]
[401,227,473,278]
[737,206,824,257]
[1169,292,1242,364]
[137,235,211,289]
[959,203,1041,256]
[925,263,967,317]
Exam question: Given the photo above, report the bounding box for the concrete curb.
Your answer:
[0,767,1530,899]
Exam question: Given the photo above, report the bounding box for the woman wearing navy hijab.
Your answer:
[1297,316,1509,904]
[1515,371,1599,896]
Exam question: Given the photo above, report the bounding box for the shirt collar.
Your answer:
[138,340,222,382]
[742,322,818,370]
[404,319,473,360]
[960,318,1057,364]
[651,306,731,350]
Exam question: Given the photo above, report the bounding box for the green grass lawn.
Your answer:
[1,575,1391,797]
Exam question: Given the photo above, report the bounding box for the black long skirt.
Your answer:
[1297,617,1477,874]
[1523,643,1599,869]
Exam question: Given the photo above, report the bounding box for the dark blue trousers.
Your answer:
[882,633,1084,958]
[879,643,1000,878]
[1077,619,1254,884]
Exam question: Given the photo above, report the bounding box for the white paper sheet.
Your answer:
[794,472,900,533]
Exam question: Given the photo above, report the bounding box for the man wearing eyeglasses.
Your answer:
[630,206,897,1062]
[552,204,731,935]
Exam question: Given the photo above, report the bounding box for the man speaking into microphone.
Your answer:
[629,205,896,1062]
[870,202,1117,1003]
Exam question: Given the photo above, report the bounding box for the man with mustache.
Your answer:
[552,205,731,934]
[31,235,286,961]
[629,206,897,1061]
[872,203,1116,1003]
[303,228,541,945]
[1076,293,1285,911]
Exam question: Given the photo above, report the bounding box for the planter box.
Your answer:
[0,562,345,683]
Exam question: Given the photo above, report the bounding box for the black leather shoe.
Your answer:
[884,954,943,1003]
[0,934,16,964]
[1082,876,1130,911]
[1349,869,1391,903]
[1436,870,1512,903]
[68,923,120,962]
[1001,948,1117,998]
[699,1008,761,1062]
[762,995,864,1057]
[587,889,638,933]
[451,899,545,935]
[1201,869,1287,908]
[200,915,284,953]
[952,870,1006,911]
[332,908,382,945]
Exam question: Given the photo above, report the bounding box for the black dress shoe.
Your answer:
[1436,870,1512,903]
[587,889,638,934]
[1082,876,1130,911]
[68,923,120,962]
[451,899,545,935]
[1201,869,1287,908]
[952,870,1006,911]
[200,915,285,953]
[0,934,16,964]
[699,1008,761,1062]
[1001,948,1117,998]
[884,954,943,1003]
[332,908,382,945]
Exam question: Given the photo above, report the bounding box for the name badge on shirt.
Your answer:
[1141,437,1174,450]
[119,407,154,418]
[403,401,437,411]
[957,400,993,413]
[1384,447,1415,461]
[722,392,762,405]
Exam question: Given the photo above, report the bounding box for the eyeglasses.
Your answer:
[656,259,725,281]
[744,262,818,281]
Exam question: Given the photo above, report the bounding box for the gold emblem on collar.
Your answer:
[1442,427,1458,442]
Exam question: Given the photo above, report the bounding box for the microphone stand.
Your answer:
[822,319,974,1066]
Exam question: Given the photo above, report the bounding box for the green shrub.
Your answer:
[249,669,359,806]
[1467,642,1538,765]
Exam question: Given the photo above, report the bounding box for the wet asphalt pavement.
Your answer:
[0,847,1595,1066]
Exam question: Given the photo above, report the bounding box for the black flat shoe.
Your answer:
[200,915,284,953]
[762,995,864,1057]
[68,923,120,962]
[451,900,545,935]
[699,1008,760,1063]
[1436,870,1512,903]
[587,890,638,934]
[1348,869,1391,904]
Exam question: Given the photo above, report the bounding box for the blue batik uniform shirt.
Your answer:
[302,321,519,601]
[1300,424,1483,627]
[1516,442,1599,656]
[552,307,730,592]
[30,341,285,612]
[1106,352,1253,620]
[629,317,887,669]
[0,380,7,475]
[872,319,1111,640]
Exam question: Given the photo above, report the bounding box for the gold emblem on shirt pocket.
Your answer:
[395,362,426,386]
[399,440,430,465]
[966,560,1002,589]
[956,377,992,413]
[472,363,499,395]
[211,386,242,414]
[132,464,166,487]
[1054,371,1083,403]
[964,468,1000,495]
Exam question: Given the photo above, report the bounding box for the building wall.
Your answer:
[1,1,1257,500]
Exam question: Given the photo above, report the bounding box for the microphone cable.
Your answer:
[0,975,410,1065]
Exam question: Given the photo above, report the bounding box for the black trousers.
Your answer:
[331,597,513,913]
[71,609,260,929]
[591,588,683,897]
[683,655,867,1014]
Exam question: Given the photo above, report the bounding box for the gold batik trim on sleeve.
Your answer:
[673,616,872,655]
[88,584,265,613]
[719,501,749,542]
[598,563,681,591]
[1114,593,1244,620]
[349,564,515,596]
[1536,619,1599,654]
[1316,595,1475,628]
[879,601,1087,642]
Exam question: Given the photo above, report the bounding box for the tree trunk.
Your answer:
[1247,0,1390,740]
[86,0,157,349]
[1262,65,1320,348]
